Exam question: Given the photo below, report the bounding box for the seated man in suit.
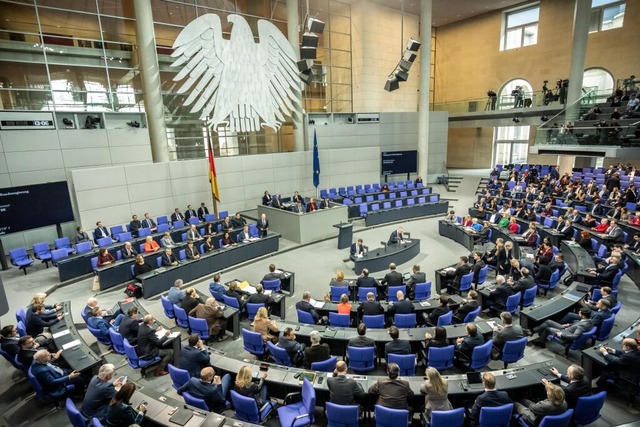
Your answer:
[80,363,122,421]
[443,256,472,292]
[606,220,625,243]
[262,191,272,206]
[171,208,185,223]
[425,296,451,326]
[120,241,137,259]
[261,263,284,284]
[381,263,403,287]
[26,303,62,338]
[368,363,414,410]
[277,327,306,367]
[161,247,179,267]
[239,225,252,242]
[510,267,535,295]
[0,325,20,357]
[185,240,201,260]
[295,291,326,324]
[585,255,622,286]
[177,367,230,413]
[303,331,330,369]
[491,312,524,359]
[455,322,485,363]
[559,299,611,329]
[179,334,211,378]
[529,308,593,348]
[272,194,283,209]
[31,349,84,398]
[221,217,233,232]
[348,323,376,348]
[118,307,142,346]
[328,361,365,406]
[484,275,513,313]
[18,335,62,368]
[184,205,197,221]
[355,268,377,288]
[468,373,512,427]
[596,338,640,390]
[357,292,384,317]
[514,382,567,426]
[141,213,157,232]
[320,196,331,209]
[580,286,616,312]
[247,284,276,314]
[187,224,203,241]
[306,197,318,212]
[86,307,124,335]
[453,290,479,323]
[129,214,142,238]
[137,315,175,376]
[93,221,110,241]
[405,264,426,299]
[230,212,246,229]
[350,238,366,257]
[548,364,591,408]
[387,226,405,245]
[197,203,209,221]
[384,326,411,360]
[388,291,413,317]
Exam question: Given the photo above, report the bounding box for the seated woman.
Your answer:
[498,213,510,229]
[515,382,567,426]
[421,326,448,363]
[133,254,153,278]
[234,365,268,408]
[97,248,115,267]
[507,217,519,234]
[421,367,452,422]
[203,223,215,236]
[577,231,593,253]
[106,383,147,427]
[253,307,279,343]
[160,232,176,248]
[536,242,554,266]
[329,270,349,287]
[221,232,236,247]
[226,281,246,308]
[337,294,352,315]
[461,214,473,227]
[143,235,160,253]
[541,203,553,217]
[522,223,538,247]
[203,235,215,253]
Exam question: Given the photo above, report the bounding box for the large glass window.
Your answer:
[497,78,533,110]
[583,68,614,94]
[590,0,625,32]
[494,126,530,165]
[503,5,539,50]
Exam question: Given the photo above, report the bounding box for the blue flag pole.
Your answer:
[313,129,320,193]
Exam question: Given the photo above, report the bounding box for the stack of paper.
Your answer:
[62,339,81,350]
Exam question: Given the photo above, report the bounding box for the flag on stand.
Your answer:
[312,129,320,188]
[207,141,220,202]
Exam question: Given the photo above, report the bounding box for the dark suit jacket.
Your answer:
[450,263,472,286]
[389,299,413,315]
[427,305,450,326]
[603,348,640,381]
[457,334,485,358]
[471,260,486,283]
[185,209,197,220]
[358,300,384,316]
[356,276,377,288]
[328,375,365,405]
[454,300,479,321]
[179,345,210,377]
[512,275,535,295]
[262,195,272,206]
[381,271,403,286]
[348,335,375,348]
[594,264,621,284]
[470,390,512,425]
[303,344,330,369]
[492,324,524,350]
[186,245,200,259]
[93,227,110,241]
[560,376,592,408]
[171,212,184,223]
[350,243,365,256]
[295,300,319,323]
[161,252,178,266]
[1,336,20,356]
[272,198,282,208]
[31,362,70,397]
[137,323,169,358]
[368,378,414,410]
[306,202,318,213]
[405,271,426,287]
[197,206,209,220]
[489,284,513,307]
[385,339,411,358]
[118,315,141,345]
[387,230,404,245]
[129,220,142,236]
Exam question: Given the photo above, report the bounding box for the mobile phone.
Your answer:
[122,376,128,385]
[294,372,301,379]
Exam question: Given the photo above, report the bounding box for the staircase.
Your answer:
[476,177,490,194]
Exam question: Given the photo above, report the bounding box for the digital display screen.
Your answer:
[0,182,74,235]
[381,151,418,175]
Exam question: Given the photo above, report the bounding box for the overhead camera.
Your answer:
[62,118,74,127]
[127,121,140,128]
[84,115,100,129]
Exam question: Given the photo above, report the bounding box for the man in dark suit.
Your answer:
[258,213,269,237]
[425,296,451,326]
[80,363,122,421]
[185,240,201,260]
[306,198,318,212]
[292,191,303,204]
[26,303,62,338]
[596,338,640,390]
[141,213,157,232]
[93,221,110,241]
[272,194,283,209]
[455,322,485,362]
[511,267,535,295]
[277,327,306,367]
[31,349,83,398]
[261,263,284,284]
[350,239,366,257]
[247,284,276,313]
[485,275,513,311]
[129,214,142,238]
[453,290,479,323]
[356,269,377,288]
[405,264,426,298]
[548,365,591,408]
[385,326,411,359]
[0,325,20,357]
[184,205,197,221]
[586,255,621,285]
[137,314,175,376]
[18,335,61,368]
[119,307,142,345]
[580,286,616,311]
[444,256,472,292]
[357,292,384,317]
[296,292,327,325]
[381,263,403,287]
[491,312,524,359]
[161,248,179,267]
[559,220,573,240]
[171,208,184,223]
[320,197,331,209]
[368,363,414,410]
[471,252,486,287]
[197,203,209,221]
[348,323,376,348]
[120,241,137,259]
[186,224,203,241]
[607,220,624,243]
[328,361,365,406]
[469,373,512,427]
[387,227,405,245]
[530,308,593,348]
[179,334,211,378]
[560,299,612,329]
[388,291,413,317]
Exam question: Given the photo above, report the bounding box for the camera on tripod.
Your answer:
[556,79,569,89]
[487,90,496,97]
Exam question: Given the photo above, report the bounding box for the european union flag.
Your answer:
[313,129,320,188]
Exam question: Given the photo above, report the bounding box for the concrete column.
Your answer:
[287,0,305,152]
[564,0,591,123]
[133,0,169,162]
[417,0,432,180]
[558,155,575,177]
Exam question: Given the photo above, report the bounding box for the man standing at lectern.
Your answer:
[388,226,405,245]
[351,239,366,257]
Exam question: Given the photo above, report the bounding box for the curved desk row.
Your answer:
[56,218,224,282]
[351,239,421,275]
[561,240,596,282]
[624,250,640,287]
[438,220,478,252]
[49,301,102,373]
[364,200,448,226]
[316,294,464,319]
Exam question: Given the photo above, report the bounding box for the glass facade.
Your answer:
[0,0,352,159]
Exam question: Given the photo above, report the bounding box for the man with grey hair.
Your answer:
[137,314,174,376]
[31,349,83,398]
[303,330,330,369]
[167,279,186,306]
[81,363,123,420]
[484,275,513,312]
[295,291,327,324]
[83,297,120,323]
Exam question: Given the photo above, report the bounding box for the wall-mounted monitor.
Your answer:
[381,150,418,176]
[0,182,74,235]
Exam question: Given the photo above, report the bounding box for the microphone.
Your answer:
[380,241,387,253]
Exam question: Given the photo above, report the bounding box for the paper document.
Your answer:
[264,290,273,295]
[156,328,180,339]
[309,299,325,308]
[419,301,431,307]
[62,339,81,350]
[486,321,497,329]
[52,329,70,339]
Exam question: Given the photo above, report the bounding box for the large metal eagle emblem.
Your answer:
[171,14,302,133]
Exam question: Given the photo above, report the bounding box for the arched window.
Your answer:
[583,68,614,94]
[498,78,533,109]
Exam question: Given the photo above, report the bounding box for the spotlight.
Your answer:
[395,69,409,82]
[406,38,421,52]
[307,17,325,34]
[299,69,313,85]
[302,32,318,48]
[384,76,399,92]
[62,118,74,127]
[127,121,140,128]
[297,59,313,73]
[300,46,316,60]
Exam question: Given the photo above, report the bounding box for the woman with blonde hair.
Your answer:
[253,307,279,343]
[515,382,567,426]
[234,365,269,407]
[420,367,452,420]
[329,270,348,287]
[28,292,60,320]
[337,294,352,315]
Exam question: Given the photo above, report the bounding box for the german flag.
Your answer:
[207,142,220,202]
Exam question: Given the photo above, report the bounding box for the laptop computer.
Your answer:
[466,372,484,390]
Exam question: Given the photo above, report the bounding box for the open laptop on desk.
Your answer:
[464,371,485,390]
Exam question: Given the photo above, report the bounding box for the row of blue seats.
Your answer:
[320,180,425,198]
[342,187,431,204]
[357,195,439,216]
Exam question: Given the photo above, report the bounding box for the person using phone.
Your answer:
[81,363,123,422]
[106,382,147,427]
[234,365,269,407]
[177,367,231,412]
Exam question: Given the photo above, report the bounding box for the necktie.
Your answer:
[48,362,64,376]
